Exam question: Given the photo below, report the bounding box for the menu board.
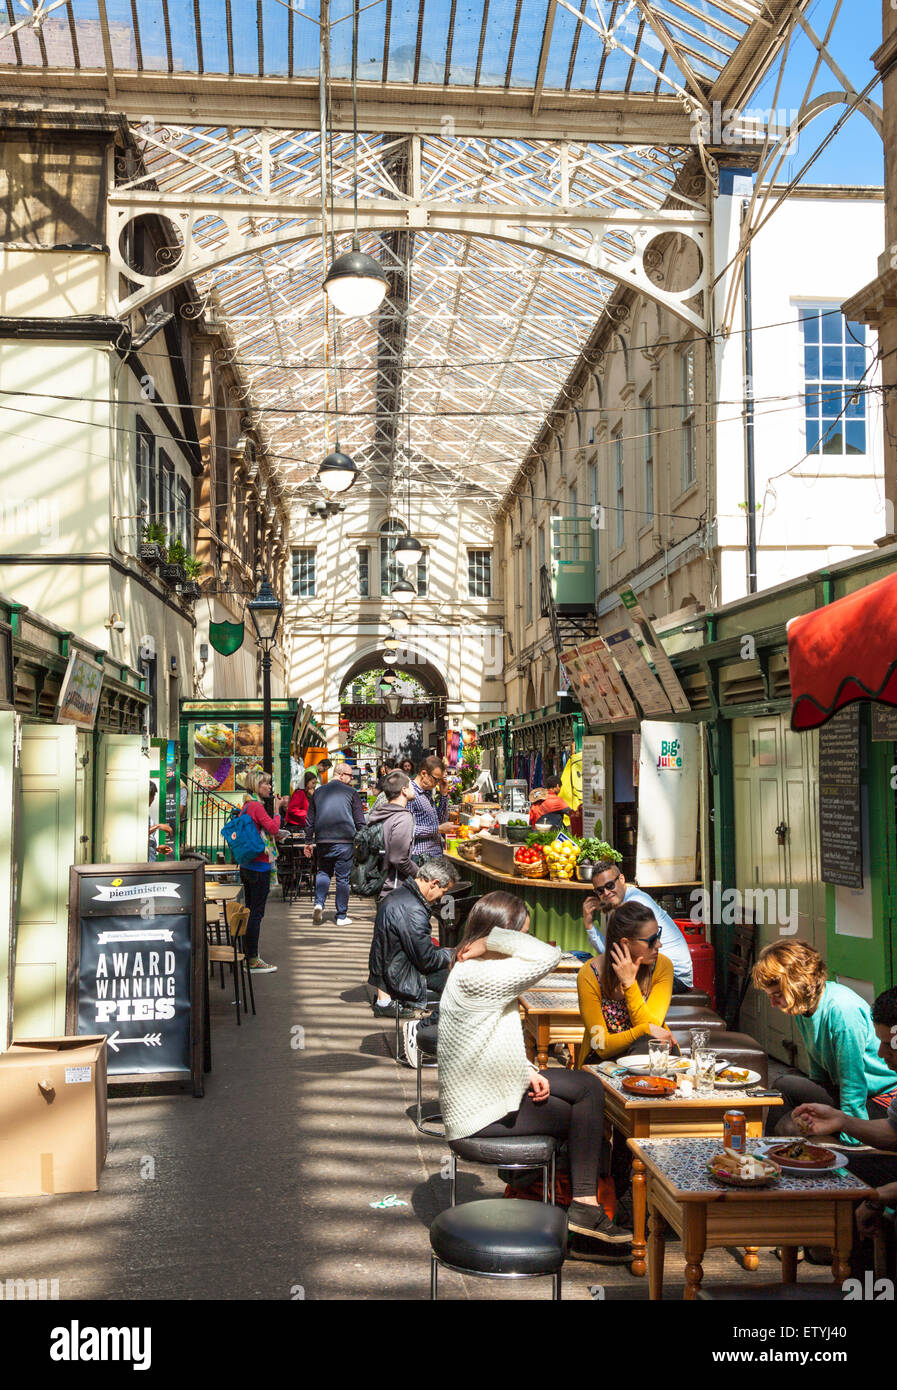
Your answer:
[580,735,607,840]
[618,587,691,713]
[190,719,280,800]
[871,704,897,742]
[577,638,637,721]
[67,863,206,1094]
[818,705,863,889]
[603,629,672,717]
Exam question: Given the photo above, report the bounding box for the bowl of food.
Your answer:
[765,1140,840,1173]
[621,1074,677,1098]
[708,1150,779,1188]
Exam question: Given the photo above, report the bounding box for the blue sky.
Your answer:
[748,1,883,187]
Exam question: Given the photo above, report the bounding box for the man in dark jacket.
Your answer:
[367,769,417,895]
[307,762,366,925]
[368,858,457,1021]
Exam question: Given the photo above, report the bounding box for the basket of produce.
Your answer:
[544,839,580,881]
[513,846,547,878]
[456,840,482,864]
[505,819,532,844]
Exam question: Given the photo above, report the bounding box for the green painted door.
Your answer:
[75,730,94,864]
[13,722,78,1039]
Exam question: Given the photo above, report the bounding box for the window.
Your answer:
[159,452,176,538]
[538,523,546,575]
[524,540,533,625]
[357,546,370,597]
[800,306,867,455]
[613,428,624,549]
[292,548,316,598]
[177,478,192,550]
[589,460,598,508]
[136,421,155,522]
[468,549,492,598]
[681,346,697,490]
[379,519,427,597]
[569,484,579,559]
[642,392,655,524]
[588,426,595,445]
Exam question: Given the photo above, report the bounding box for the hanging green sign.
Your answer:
[209,620,244,656]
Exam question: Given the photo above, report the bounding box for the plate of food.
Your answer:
[620,1074,677,1097]
[621,1055,694,1075]
[708,1150,779,1188]
[714,1065,761,1088]
[765,1140,841,1173]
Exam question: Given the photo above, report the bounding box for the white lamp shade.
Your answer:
[323,249,389,317]
[390,578,416,600]
[317,449,357,494]
[388,608,411,633]
[393,534,423,566]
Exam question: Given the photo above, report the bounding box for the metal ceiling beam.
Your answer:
[0,72,698,143]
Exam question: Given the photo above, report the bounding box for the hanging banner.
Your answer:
[577,638,637,722]
[603,629,672,717]
[580,735,606,840]
[55,649,103,729]
[617,586,691,714]
[635,722,699,884]
[208,620,244,656]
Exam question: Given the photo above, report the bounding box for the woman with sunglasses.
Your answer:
[576,900,676,1064]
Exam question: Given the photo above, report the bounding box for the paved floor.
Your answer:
[0,891,838,1300]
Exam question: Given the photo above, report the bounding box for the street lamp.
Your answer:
[384,691,402,717]
[247,578,284,809]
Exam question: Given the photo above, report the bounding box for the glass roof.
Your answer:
[1,0,785,509]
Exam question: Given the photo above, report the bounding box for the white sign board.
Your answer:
[580,735,607,841]
[635,722,699,884]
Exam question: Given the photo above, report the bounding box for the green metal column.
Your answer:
[709,715,736,1002]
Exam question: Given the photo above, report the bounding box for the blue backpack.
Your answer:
[220,810,266,866]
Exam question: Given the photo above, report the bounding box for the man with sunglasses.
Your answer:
[583,860,693,993]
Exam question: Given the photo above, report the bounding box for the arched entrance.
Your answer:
[335,648,449,768]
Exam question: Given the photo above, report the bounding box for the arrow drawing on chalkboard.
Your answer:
[106,1032,163,1054]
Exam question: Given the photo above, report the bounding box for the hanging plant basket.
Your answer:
[159,562,187,586]
[181,580,201,601]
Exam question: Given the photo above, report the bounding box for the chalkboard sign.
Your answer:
[818,706,863,890]
[871,704,897,742]
[67,863,206,1096]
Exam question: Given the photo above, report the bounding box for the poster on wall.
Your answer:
[55,649,103,729]
[580,735,607,841]
[188,719,278,802]
[635,722,699,884]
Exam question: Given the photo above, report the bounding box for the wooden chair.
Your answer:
[205,900,256,1025]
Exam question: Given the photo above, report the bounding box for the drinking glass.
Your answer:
[694,1048,717,1096]
[648,1040,671,1076]
[689,1027,709,1054]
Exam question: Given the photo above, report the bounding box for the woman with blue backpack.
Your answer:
[222,770,288,974]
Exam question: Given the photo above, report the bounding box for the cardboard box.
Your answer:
[0,1037,107,1196]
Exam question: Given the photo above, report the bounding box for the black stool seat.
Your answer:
[430,1198,567,1276]
[417,1023,438,1058]
[449,1134,557,1166]
[697,1282,845,1302]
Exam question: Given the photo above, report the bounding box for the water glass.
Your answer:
[694,1048,718,1096]
[689,1027,709,1054]
[648,1039,671,1076]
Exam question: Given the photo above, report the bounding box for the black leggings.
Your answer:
[469,1068,606,1199]
[768,1072,883,1136]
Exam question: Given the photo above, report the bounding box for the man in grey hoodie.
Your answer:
[367,769,417,897]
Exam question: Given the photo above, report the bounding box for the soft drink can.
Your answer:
[723,1110,746,1152]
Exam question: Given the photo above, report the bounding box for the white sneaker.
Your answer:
[335,915,353,926]
[312,905,323,924]
[402,1020,419,1070]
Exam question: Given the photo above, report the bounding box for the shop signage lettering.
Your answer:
[92,882,181,902]
[656,739,683,770]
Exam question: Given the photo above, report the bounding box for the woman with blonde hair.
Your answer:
[237,770,288,974]
[753,939,897,1138]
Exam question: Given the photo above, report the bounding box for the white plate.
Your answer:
[621,1055,695,1075]
[713,1067,761,1088]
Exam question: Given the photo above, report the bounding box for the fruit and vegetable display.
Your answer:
[543,838,580,879]
[576,837,622,865]
[513,846,543,865]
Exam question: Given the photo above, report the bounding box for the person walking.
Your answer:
[367,769,417,894]
[239,770,289,974]
[306,761,366,925]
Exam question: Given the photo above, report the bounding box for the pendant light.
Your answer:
[390,578,416,600]
[380,667,398,685]
[317,447,357,494]
[322,2,388,318]
[388,608,410,633]
[394,533,423,567]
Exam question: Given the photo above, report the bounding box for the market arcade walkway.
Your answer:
[0,897,831,1300]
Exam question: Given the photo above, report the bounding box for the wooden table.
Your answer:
[627,1136,870,1299]
[587,1065,782,1276]
[520,989,583,1070]
[205,882,244,904]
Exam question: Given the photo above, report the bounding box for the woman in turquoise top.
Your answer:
[753,940,897,1142]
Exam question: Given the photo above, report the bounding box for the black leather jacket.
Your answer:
[367,880,452,1004]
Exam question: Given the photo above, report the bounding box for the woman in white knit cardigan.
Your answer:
[437,891,630,1248]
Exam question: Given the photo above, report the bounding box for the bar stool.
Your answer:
[448,1134,558,1205]
[429,1198,567,1300]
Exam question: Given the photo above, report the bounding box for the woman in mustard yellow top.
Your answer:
[577,901,676,1065]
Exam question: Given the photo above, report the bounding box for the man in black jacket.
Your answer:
[307,762,366,925]
[368,858,457,1022]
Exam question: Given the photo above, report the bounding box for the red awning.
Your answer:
[788,570,897,731]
